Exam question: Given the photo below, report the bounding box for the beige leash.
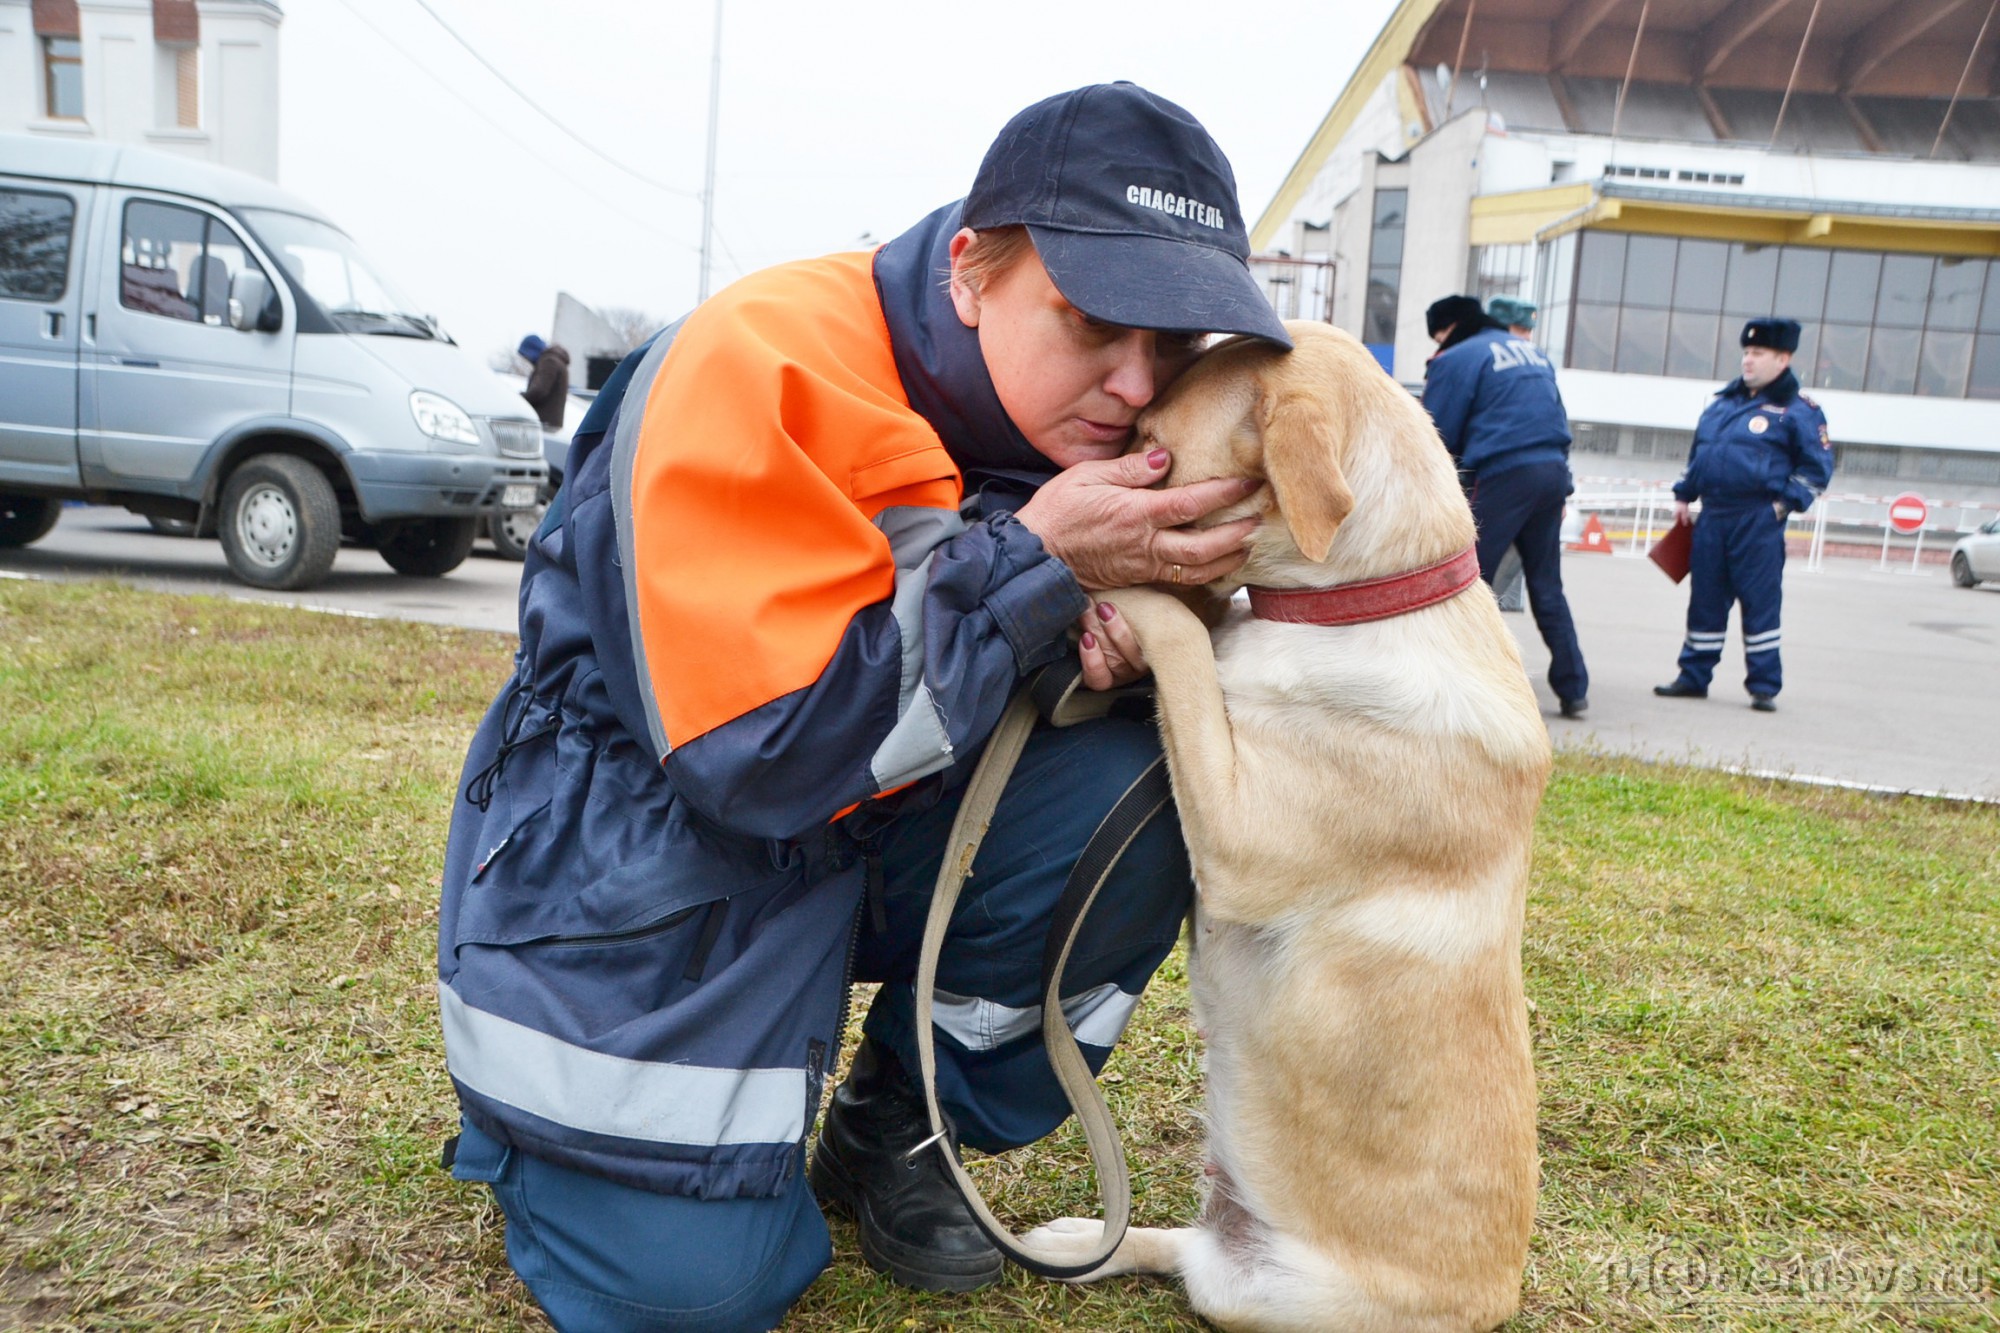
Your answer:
[908,670,1170,1278]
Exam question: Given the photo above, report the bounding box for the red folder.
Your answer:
[1648,520,1693,584]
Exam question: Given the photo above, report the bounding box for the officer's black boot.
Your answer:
[809,1037,1003,1292]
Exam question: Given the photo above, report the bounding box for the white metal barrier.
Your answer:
[1565,476,2000,575]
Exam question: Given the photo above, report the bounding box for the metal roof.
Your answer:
[1409,0,1998,98]
[1254,0,2000,246]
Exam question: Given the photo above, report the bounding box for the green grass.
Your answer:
[0,579,1994,1331]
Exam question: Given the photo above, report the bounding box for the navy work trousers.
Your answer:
[452,711,1193,1332]
[1674,501,1787,697]
[1471,459,1589,705]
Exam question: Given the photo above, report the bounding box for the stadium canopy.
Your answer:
[1254,0,2000,248]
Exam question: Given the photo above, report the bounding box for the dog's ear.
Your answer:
[1261,387,1355,563]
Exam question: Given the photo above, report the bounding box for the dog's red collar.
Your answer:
[1246,546,1480,626]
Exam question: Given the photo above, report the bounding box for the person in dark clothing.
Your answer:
[518,332,571,431]
[1422,294,1590,718]
[1654,317,1832,711]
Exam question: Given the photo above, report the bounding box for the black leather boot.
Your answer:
[809,1038,1003,1292]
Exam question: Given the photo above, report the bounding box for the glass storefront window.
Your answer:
[1722,243,1779,316]
[1969,333,2000,399]
[1364,188,1406,348]
[1790,324,1820,387]
[1616,306,1669,373]
[1979,262,2000,333]
[1576,232,1626,304]
[1824,251,1881,323]
[1774,248,1830,322]
[1865,326,1921,394]
[1673,239,1728,312]
[1815,323,1870,390]
[1560,231,2000,396]
[1667,310,1719,379]
[1562,232,1997,399]
[1364,267,1400,344]
[1917,330,1973,396]
[1929,258,1985,332]
[1571,302,1619,371]
[1623,235,1677,309]
[1875,254,1932,327]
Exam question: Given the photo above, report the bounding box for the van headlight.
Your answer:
[409,391,481,445]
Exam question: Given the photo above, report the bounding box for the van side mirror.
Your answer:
[227,271,279,332]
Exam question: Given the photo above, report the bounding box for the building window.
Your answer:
[1562,230,1997,398]
[156,44,201,129]
[1364,188,1406,347]
[1467,243,1533,313]
[43,37,84,120]
[174,46,199,127]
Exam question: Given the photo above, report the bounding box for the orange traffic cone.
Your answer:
[1568,513,1612,553]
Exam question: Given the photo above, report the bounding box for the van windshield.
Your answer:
[239,209,443,339]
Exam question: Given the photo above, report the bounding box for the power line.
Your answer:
[403,0,700,201]
[324,0,701,251]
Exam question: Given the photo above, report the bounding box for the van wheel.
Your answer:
[0,495,60,547]
[1952,552,1977,588]
[486,493,547,561]
[219,455,341,590]
[378,516,478,577]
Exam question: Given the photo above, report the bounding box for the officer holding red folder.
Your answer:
[1654,317,1832,712]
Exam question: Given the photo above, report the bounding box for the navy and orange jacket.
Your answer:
[436,204,1090,1198]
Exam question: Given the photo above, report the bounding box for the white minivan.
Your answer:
[0,133,545,589]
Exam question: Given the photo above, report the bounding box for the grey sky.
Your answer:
[281,0,1396,364]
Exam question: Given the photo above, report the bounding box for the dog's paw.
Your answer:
[1021,1217,1113,1281]
[1031,1217,1105,1240]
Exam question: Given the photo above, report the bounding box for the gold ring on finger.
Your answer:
[1170,564,1184,584]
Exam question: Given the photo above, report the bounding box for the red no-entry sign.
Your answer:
[1887,493,1928,534]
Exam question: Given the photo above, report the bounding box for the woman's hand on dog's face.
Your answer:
[1017,448,1260,592]
[1078,600,1148,691]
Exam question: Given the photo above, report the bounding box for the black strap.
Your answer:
[1040,757,1171,1002]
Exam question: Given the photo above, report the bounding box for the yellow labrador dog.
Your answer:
[1023,322,1547,1331]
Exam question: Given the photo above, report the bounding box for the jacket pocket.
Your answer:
[453,716,798,947]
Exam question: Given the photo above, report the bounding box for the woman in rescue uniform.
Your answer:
[1654,317,1833,711]
[435,83,1290,1332]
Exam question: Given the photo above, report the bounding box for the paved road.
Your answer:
[0,504,524,633]
[1508,544,1999,800]
[6,504,1997,799]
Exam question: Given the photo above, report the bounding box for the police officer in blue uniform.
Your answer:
[1423,294,1591,717]
[1655,317,1833,711]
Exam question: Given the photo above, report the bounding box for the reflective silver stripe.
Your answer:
[609,323,685,761]
[929,983,1141,1052]
[439,982,806,1147]
[1744,631,1782,651]
[868,506,968,792]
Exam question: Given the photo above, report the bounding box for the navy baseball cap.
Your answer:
[964,83,1292,349]
[1741,317,1801,352]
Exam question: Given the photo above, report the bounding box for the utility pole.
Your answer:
[697,0,724,302]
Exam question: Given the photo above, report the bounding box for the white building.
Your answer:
[1,0,280,180]
[1253,0,2000,501]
